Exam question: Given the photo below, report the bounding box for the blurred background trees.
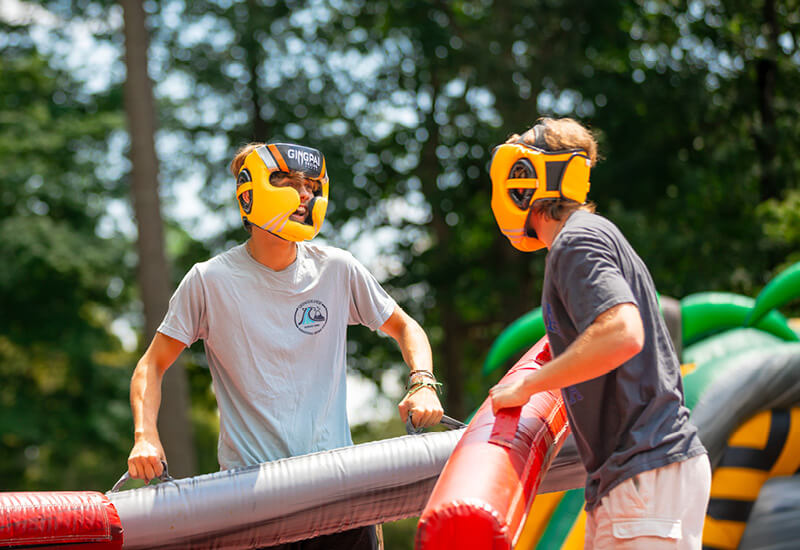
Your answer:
[0,2,130,488]
[1,0,797,541]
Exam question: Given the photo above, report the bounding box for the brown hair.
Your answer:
[230,142,264,178]
[507,117,599,220]
[530,199,593,221]
[507,117,599,166]
[230,142,320,191]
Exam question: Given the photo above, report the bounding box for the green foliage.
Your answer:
[758,189,800,265]
[0,21,132,491]
[382,517,419,550]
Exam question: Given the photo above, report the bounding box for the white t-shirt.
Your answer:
[157,242,397,469]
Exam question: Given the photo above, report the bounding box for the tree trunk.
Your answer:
[120,0,196,477]
[416,75,465,419]
[243,0,271,141]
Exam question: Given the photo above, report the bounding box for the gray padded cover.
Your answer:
[690,344,800,467]
[109,431,463,549]
[738,476,800,550]
[108,427,586,548]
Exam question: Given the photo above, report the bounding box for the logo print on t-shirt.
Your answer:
[294,300,328,334]
[544,302,561,336]
[565,386,584,405]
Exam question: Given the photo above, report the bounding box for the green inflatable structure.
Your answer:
[747,261,800,327]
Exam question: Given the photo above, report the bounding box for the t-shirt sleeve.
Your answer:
[346,255,397,330]
[551,234,637,333]
[157,265,209,346]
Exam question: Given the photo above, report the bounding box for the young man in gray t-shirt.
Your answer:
[488,118,710,549]
[125,142,443,550]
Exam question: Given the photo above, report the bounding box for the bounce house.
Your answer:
[417,261,800,549]
[1,263,799,549]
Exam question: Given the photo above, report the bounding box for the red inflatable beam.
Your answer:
[416,337,569,550]
[0,492,122,549]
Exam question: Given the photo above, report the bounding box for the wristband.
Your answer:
[407,370,437,389]
[404,380,442,398]
[409,369,436,378]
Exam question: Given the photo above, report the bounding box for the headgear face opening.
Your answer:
[489,140,591,251]
[236,143,329,242]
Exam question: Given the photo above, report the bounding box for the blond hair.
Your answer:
[230,142,264,178]
[507,117,599,167]
[505,117,599,220]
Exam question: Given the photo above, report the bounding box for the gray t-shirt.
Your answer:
[542,210,705,510]
[157,242,397,470]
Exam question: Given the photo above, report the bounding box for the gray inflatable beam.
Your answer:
[109,431,463,549]
[108,427,586,549]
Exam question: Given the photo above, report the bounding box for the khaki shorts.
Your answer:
[585,454,711,549]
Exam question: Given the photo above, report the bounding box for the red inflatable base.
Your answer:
[0,492,123,549]
[416,337,569,550]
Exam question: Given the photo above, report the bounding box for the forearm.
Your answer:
[127,332,184,478]
[380,307,443,425]
[394,318,434,375]
[397,321,443,426]
[130,360,164,443]
[521,304,644,394]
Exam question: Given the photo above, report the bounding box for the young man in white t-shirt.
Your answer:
[126,142,444,549]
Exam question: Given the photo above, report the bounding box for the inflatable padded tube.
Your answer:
[109,430,463,549]
[659,295,683,358]
[0,491,122,549]
[737,476,800,550]
[691,344,800,467]
[416,337,571,550]
[682,327,783,368]
[680,292,798,345]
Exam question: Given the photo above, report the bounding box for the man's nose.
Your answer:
[295,184,313,201]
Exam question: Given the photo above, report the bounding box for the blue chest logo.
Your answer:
[294,300,328,334]
[544,302,561,336]
[565,386,584,405]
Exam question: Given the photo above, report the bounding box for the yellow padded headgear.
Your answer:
[489,141,591,251]
[236,143,329,242]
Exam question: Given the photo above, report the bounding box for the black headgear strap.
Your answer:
[531,124,549,150]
